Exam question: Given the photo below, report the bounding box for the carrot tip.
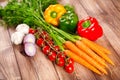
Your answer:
[111,62,115,66]
[104,70,108,75]
[95,70,102,75]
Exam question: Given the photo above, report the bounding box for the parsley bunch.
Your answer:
[0,0,57,27]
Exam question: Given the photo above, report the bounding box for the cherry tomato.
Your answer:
[54,45,60,51]
[48,51,57,61]
[56,57,65,67]
[57,52,66,59]
[64,64,74,73]
[41,31,47,35]
[41,31,48,38]
[36,38,44,47]
[48,40,54,45]
[66,58,74,65]
[42,45,50,55]
[29,28,36,34]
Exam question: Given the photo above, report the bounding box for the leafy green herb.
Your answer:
[41,0,58,11]
[1,2,38,27]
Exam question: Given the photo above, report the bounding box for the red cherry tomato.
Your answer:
[57,52,66,59]
[48,51,57,61]
[36,38,44,47]
[29,28,36,34]
[56,57,65,67]
[42,45,50,55]
[41,31,47,35]
[54,45,60,51]
[64,64,74,73]
[66,58,74,65]
[48,40,54,45]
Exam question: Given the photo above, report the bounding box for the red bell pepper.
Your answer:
[77,16,103,41]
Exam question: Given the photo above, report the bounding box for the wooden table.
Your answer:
[0,0,120,80]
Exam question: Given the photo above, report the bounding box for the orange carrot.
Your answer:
[75,40,108,68]
[83,38,111,54]
[82,38,114,65]
[64,50,102,75]
[64,41,108,74]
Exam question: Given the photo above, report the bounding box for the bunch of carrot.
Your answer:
[64,37,114,75]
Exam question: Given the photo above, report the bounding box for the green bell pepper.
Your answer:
[59,5,78,33]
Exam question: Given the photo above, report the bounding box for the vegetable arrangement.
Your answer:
[0,0,114,75]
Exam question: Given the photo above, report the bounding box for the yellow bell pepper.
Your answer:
[44,4,66,26]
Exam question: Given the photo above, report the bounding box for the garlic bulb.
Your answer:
[11,32,24,45]
[16,24,29,34]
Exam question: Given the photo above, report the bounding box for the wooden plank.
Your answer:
[0,26,21,80]
[28,46,60,80]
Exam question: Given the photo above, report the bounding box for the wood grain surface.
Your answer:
[0,0,120,80]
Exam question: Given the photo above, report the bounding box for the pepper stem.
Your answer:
[50,11,57,18]
[82,20,91,28]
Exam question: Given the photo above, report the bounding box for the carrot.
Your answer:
[82,38,111,54]
[64,41,108,74]
[64,50,102,75]
[75,40,108,68]
[82,38,114,65]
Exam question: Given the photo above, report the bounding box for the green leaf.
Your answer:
[41,0,58,11]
